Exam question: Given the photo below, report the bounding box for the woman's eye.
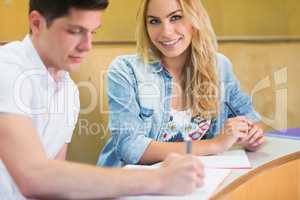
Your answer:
[149,19,160,25]
[170,15,182,21]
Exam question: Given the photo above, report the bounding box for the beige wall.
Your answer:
[0,0,28,41]
[68,41,300,164]
[220,42,300,129]
[68,44,136,163]
[1,0,300,42]
[205,0,300,37]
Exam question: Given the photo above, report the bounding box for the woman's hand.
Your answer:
[237,122,265,151]
[213,116,249,154]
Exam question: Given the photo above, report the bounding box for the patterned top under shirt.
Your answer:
[160,109,211,142]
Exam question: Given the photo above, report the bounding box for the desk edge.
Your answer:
[210,150,300,199]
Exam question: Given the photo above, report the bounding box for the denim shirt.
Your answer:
[97,53,261,167]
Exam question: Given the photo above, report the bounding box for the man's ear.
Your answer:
[29,11,46,36]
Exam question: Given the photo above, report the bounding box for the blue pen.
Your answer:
[225,101,238,117]
[225,101,252,141]
[186,138,192,154]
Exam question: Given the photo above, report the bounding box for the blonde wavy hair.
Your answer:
[136,0,219,119]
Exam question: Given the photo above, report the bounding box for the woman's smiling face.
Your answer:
[146,0,193,60]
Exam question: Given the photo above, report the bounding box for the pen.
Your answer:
[186,138,192,154]
[225,101,238,117]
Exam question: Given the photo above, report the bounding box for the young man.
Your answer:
[0,0,204,199]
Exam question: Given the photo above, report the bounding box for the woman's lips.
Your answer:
[159,37,182,49]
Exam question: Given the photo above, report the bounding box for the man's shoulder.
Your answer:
[0,42,33,117]
[0,40,27,68]
[0,44,25,84]
[0,40,24,56]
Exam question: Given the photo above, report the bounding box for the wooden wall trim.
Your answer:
[92,41,135,45]
[218,36,300,43]
[211,150,300,199]
[92,36,300,45]
[1,36,300,46]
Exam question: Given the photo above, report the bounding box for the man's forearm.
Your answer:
[22,160,163,199]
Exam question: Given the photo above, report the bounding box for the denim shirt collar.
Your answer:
[150,60,163,73]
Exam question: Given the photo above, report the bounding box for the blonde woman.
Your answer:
[98,0,264,167]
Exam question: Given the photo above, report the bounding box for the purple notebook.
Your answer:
[266,128,300,140]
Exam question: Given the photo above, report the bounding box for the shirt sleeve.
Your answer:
[220,54,261,122]
[106,57,153,164]
[65,79,80,144]
[0,61,32,117]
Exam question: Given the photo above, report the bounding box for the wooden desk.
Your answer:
[211,132,300,200]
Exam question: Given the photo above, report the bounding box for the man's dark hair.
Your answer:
[29,0,109,25]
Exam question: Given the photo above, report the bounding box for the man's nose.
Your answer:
[78,33,92,52]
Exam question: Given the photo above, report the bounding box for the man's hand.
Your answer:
[158,153,204,195]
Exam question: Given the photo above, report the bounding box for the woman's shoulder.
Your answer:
[109,54,159,75]
[215,52,235,81]
[216,53,232,69]
[109,54,143,69]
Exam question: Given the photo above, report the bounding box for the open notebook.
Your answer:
[198,149,251,169]
[121,149,250,200]
[122,167,231,200]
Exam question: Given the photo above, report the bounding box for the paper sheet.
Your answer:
[198,149,251,169]
[121,149,250,199]
[122,167,231,200]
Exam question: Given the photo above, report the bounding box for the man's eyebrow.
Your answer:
[92,25,102,32]
[94,24,102,29]
[67,24,101,32]
[67,24,87,31]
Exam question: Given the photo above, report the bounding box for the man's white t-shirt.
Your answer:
[0,36,80,199]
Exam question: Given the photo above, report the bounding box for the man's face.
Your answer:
[32,8,102,72]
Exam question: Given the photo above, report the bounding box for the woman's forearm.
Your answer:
[139,140,221,165]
